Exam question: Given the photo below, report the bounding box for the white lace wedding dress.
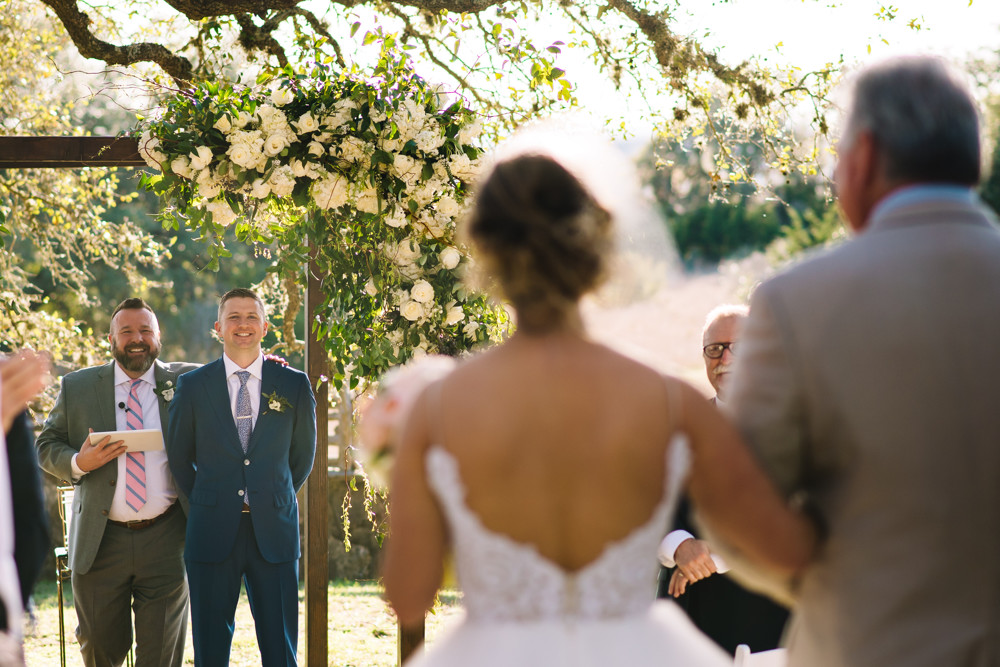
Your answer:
[405,436,731,666]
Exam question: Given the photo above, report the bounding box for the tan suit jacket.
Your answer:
[725,193,1000,667]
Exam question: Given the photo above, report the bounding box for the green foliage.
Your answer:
[980,119,1000,216]
[136,43,510,387]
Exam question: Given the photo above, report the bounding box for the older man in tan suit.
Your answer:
[725,56,1000,666]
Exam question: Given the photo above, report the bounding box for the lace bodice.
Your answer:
[425,436,689,622]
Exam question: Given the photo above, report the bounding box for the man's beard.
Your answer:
[112,340,160,374]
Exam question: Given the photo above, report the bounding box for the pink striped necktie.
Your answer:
[124,379,146,512]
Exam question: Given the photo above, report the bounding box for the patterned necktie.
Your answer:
[236,370,252,452]
[124,379,146,512]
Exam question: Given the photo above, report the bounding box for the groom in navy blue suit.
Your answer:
[167,288,316,666]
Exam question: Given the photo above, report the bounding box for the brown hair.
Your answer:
[110,298,156,331]
[218,288,266,320]
[466,154,612,330]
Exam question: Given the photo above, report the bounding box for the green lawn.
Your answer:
[24,579,462,666]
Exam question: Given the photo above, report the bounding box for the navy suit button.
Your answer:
[110,480,115,486]
[238,489,245,497]
[244,459,250,466]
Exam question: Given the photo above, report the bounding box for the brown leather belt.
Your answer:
[242,502,250,513]
[108,502,179,530]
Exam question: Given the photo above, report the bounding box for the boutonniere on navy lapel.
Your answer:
[154,379,175,402]
[262,390,292,415]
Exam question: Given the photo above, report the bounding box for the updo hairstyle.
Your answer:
[466,154,613,330]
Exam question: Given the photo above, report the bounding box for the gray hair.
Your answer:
[841,55,980,186]
[702,304,749,339]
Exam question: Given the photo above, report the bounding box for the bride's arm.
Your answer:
[679,381,819,581]
[381,388,448,625]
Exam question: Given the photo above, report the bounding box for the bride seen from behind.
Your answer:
[381,141,817,666]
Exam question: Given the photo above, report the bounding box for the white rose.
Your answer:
[213,115,233,133]
[138,131,166,169]
[463,321,480,340]
[206,199,237,226]
[440,247,462,270]
[410,347,427,360]
[410,280,434,304]
[392,238,421,264]
[364,279,378,297]
[161,388,175,402]
[295,112,320,135]
[170,156,193,179]
[250,179,271,199]
[269,399,282,411]
[400,300,425,322]
[436,196,461,219]
[227,144,253,169]
[271,87,294,106]
[307,141,325,157]
[264,134,288,157]
[235,110,254,128]
[189,145,214,172]
[444,305,465,326]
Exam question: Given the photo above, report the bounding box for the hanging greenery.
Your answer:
[135,45,510,387]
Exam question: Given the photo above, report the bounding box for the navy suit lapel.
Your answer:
[248,360,280,454]
[203,358,245,454]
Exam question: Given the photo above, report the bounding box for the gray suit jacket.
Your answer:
[725,194,1000,667]
[36,359,198,574]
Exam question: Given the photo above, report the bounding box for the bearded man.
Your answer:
[37,298,198,667]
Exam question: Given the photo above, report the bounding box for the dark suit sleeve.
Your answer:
[6,411,49,607]
[166,373,198,499]
[288,373,316,493]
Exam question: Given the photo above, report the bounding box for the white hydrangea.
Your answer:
[354,188,382,215]
[189,146,214,172]
[414,128,446,154]
[250,179,271,199]
[170,156,193,179]
[410,280,434,304]
[311,173,350,210]
[267,165,297,198]
[227,130,264,170]
[324,99,355,129]
[382,137,403,153]
[384,208,408,229]
[196,169,221,199]
[458,119,482,145]
[338,136,369,165]
[392,154,422,186]
[439,247,462,270]
[449,153,482,181]
[206,199,237,226]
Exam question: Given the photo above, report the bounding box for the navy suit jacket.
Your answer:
[166,357,316,564]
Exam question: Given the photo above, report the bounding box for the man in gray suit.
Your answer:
[37,298,198,667]
[725,56,1000,666]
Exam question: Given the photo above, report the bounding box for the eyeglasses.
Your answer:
[703,342,736,359]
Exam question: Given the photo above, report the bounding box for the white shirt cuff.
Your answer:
[70,453,86,481]
[658,530,694,568]
[657,530,731,573]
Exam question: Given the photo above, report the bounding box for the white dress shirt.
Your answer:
[223,352,263,432]
[71,365,178,521]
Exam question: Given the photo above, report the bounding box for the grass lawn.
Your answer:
[24,579,463,666]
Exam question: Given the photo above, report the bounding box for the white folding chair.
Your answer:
[734,644,787,667]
